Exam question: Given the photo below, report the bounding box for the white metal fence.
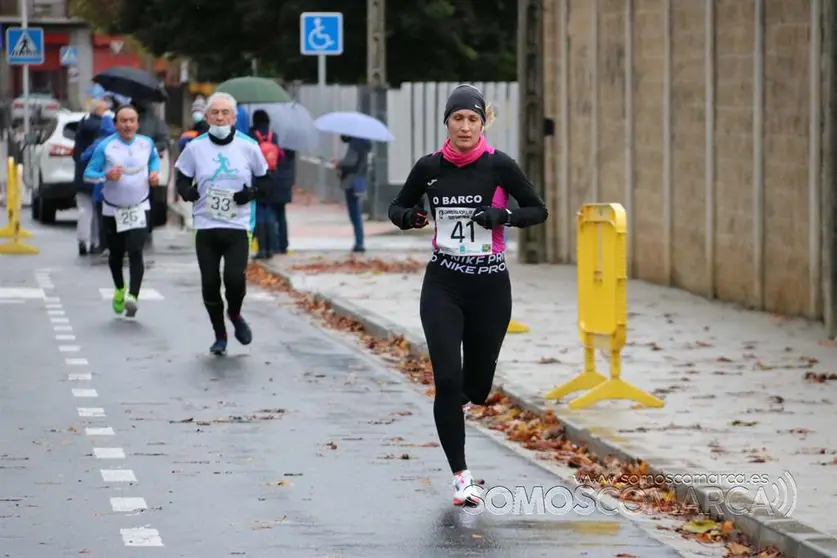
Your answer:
[293,81,519,185]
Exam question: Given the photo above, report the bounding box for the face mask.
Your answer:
[209,125,231,139]
[192,111,203,122]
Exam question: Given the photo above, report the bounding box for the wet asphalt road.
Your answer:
[0,215,685,557]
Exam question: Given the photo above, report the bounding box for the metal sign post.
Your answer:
[300,12,344,198]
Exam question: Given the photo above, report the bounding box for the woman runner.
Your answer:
[174,92,272,356]
[388,84,548,506]
[84,104,160,317]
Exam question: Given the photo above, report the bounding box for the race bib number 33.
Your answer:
[114,205,146,233]
[436,207,492,256]
[207,188,236,221]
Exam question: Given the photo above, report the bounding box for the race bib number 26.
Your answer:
[435,207,492,256]
[114,205,146,233]
[207,188,236,221]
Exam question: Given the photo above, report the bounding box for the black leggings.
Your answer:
[103,213,148,297]
[195,228,250,338]
[419,253,512,474]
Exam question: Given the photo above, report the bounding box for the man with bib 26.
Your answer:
[175,92,272,356]
[84,104,160,318]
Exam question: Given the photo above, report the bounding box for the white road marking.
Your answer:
[47,309,65,316]
[78,407,105,417]
[65,358,88,365]
[68,372,92,381]
[93,447,125,459]
[86,427,114,436]
[50,317,69,324]
[59,345,81,352]
[0,287,45,299]
[110,497,147,512]
[56,334,76,341]
[0,299,24,304]
[44,296,60,303]
[101,469,136,482]
[45,303,62,309]
[100,287,163,300]
[72,388,98,398]
[54,325,72,332]
[121,527,163,547]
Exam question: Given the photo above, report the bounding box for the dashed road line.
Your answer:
[65,358,89,365]
[86,427,115,436]
[93,447,126,459]
[110,497,147,513]
[102,469,137,482]
[43,271,163,548]
[121,527,163,547]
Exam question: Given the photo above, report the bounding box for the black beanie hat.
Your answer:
[443,84,486,125]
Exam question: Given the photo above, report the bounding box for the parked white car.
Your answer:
[28,110,85,223]
[12,93,61,122]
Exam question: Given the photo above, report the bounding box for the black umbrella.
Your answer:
[93,66,168,103]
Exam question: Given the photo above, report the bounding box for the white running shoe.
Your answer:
[125,294,138,318]
[452,470,482,506]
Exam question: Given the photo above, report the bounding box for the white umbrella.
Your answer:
[313,111,394,143]
[246,102,319,154]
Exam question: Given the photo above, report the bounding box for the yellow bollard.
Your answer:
[0,157,38,254]
[544,203,661,409]
[507,320,529,333]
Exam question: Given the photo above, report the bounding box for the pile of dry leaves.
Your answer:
[246,263,785,558]
[291,257,425,275]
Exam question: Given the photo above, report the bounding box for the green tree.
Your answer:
[88,0,517,84]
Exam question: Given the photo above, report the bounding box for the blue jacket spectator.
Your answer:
[80,117,116,202]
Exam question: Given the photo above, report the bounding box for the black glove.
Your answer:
[403,206,429,229]
[470,206,510,229]
[233,185,255,205]
[180,187,199,202]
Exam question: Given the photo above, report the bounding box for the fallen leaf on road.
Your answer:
[325,442,337,450]
[538,357,561,364]
[471,534,483,539]
[805,372,837,383]
[731,420,758,427]
[726,542,752,556]
[615,554,637,558]
[380,453,412,460]
[817,339,837,347]
[267,480,292,487]
[78,549,91,554]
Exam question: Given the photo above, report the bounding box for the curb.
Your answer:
[261,262,837,558]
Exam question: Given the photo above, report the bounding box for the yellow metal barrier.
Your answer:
[544,203,662,409]
[0,158,38,255]
[507,320,529,333]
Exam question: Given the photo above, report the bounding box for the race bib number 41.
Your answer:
[435,207,492,256]
[207,188,237,221]
[114,205,146,233]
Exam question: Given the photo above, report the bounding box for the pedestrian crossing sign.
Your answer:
[6,27,44,65]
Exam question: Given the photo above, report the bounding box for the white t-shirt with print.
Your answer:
[174,133,269,231]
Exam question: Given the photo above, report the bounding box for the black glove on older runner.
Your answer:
[233,185,255,205]
[470,206,509,229]
[181,187,200,202]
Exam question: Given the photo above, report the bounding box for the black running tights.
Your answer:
[103,213,148,297]
[419,262,512,474]
[195,228,250,338]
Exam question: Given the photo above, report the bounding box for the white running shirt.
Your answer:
[174,132,269,231]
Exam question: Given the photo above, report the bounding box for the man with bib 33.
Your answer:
[388,84,548,507]
[84,104,160,318]
[175,92,272,356]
